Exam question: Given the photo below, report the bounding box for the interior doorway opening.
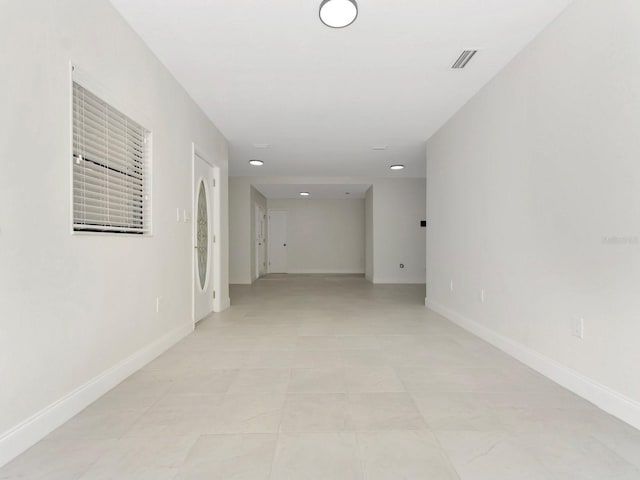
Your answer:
[255,204,266,278]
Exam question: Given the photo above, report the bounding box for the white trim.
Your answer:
[0,323,193,468]
[287,269,366,275]
[221,297,231,310]
[68,61,74,237]
[373,276,426,284]
[426,299,640,432]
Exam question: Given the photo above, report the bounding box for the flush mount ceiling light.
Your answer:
[299,192,311,196]
[249,159,264,166]
[319,0,358,29]
[390,165,405,170]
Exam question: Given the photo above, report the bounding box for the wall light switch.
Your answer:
[572,317,584,339]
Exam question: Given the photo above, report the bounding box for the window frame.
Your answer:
[70,64,153,237]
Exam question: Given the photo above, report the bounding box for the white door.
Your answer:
[268,211,287,273]
[255,205,266,278]
[259,221,266,276]
[194,154,215,322]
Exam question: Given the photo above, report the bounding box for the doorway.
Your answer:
[193,147,220,323]
[268,210,287,273]
[255,204,266,279]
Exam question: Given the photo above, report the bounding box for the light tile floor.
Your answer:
[2,274,640,479]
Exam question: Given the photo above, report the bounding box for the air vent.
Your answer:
[452,50,478,69]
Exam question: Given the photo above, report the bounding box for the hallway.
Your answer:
[2,275,639,479]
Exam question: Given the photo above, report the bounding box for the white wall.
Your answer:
[229,177,426,285]
[0,0,229,465]
[426,0,640,429]
[372,179,426,284]
[229,177,250,284]
[267,199,365,274]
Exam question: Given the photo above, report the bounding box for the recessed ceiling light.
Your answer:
[299,192,310,196]
[390,165,405,170]
[249,160,264,166]
[345,192,351,195]
[319,0,358,29]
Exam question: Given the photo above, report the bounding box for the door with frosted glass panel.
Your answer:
[194,154,214,321]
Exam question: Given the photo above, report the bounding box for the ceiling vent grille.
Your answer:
[452,50,478,69]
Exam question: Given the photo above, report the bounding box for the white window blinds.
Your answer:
[72,82,151,234]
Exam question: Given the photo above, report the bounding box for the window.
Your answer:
[72,82,151,234]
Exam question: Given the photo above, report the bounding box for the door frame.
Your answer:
[267,209,287,274]
[255,203,266,280]
[192,143,222,327]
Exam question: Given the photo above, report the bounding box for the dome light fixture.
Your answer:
[319,0,358,29]
[390,165,405,170]
[249,159,264,166]
[299,192,311,197]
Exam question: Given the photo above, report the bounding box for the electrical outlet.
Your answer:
[572,317,584,339]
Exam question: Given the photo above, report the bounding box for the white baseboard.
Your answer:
[221,297,231,310]
[374,276,426,285]
[426,299,640,432]
[213,296,231,312]
[0,323,193,468]
[286,269,365,275]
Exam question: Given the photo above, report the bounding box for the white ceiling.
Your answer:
[109,0,573,178]
[256,184,371,199]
